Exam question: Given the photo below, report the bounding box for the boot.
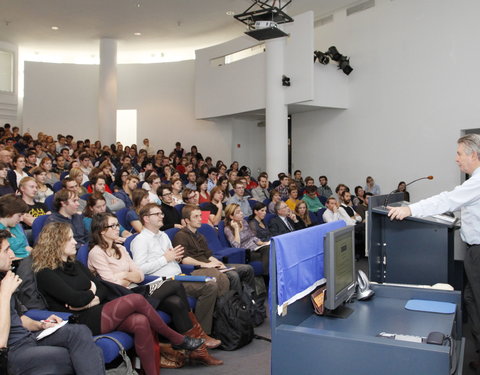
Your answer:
[189,344,223,366]
[188,311,221,349]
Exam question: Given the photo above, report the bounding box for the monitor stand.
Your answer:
[325,304,354,319]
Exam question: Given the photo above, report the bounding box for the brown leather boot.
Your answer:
[188,311,221,349]
[189,344,223,366]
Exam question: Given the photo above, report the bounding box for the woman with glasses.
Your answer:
[33,222,204,375]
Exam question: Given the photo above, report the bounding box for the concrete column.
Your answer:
[265,37,288,178]
[98,38,117,145]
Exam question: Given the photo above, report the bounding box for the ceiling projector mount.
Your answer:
[234,0,294,41]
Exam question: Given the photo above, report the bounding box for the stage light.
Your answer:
[313,51,330,65]
[338,56,353,75]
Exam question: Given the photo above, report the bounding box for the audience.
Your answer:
[301,185,325,213]
[364,176,381,195]
[159,185,183,231]
[0,161,14,196]
[32,222,204,375]
[251,174,269,202]
[295,201,315,228]
[268,201,304,237]
[227,179,252,217]
[317,175,333,198]
[249,202,272,243]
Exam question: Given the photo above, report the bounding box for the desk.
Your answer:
[271,284,465,375]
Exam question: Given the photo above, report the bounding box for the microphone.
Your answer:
[383,176,434,208]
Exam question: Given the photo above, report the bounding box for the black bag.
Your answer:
[212,290,254,351]
[242,283,266,327]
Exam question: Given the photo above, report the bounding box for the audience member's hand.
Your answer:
[0,271,22,297]
[231,221,240,231]
[387,206,411,220]
[164,245,184,262]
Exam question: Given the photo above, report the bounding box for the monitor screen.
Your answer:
[324,225,356,316]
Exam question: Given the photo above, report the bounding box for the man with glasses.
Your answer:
[268,201,303,237]
[227,180,252,216]
[131,203,221,343]
[159,185,183,230]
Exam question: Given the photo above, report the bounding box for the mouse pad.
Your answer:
[405,299,456,314]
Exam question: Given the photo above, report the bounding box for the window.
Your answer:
[116,110,137,146]
[0,50,14,92]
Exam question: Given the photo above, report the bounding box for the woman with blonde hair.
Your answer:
[68,167,88,196]
[32,222,204,375]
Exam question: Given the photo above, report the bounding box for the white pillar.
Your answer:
[265,37,288,178]
[98,38,117,145]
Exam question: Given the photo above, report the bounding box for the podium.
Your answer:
[368,193,460,288]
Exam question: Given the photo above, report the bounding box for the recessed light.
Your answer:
[134,32,142,36]
[226,11,235,16]
[51,26,59,30]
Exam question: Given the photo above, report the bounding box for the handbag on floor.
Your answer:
[94,335,138,375]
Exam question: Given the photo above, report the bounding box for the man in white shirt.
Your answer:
[388,134,480,368]
[323,197,341,223]
[131,203,220,340]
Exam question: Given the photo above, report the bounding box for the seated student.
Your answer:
[87,212,222,363]
[171,178,184,205]
[353,186,366,207]
[159,185,183,231]
[182,188,199,206]
[395,181,410,202]
[32,222,204,375]
[196,177,210,204]
[0,230,105,375]
[0,195,31,258]
[68,167,89,196]
[285,187,301,211]
[125,188,150,233]
[251,174,269,202]
[145,173,162,204]
[113,174,139,208]
[18,177,50,231]
[295,201,315,228]
[227,179,252,217]
[249,202,272,243]
[301,186,325,213]
[131,203,224,337]
[224,203,269,276]
[268,201,304,237]
[45,189,88,249]
[216,176,230,202]
[0,162,14,197]
[364,176,381,195]
[30,167,54,203]
[268,190,281,214]
[82,193,131,241]
[8,155,29,191]
[275,175,290,201]
[90,175,125,213]
[317,175,333,199]
[113,167,130,192]
[173,205,255,295]
[203,186,224,227]
[61,177,87,212]
[338,191,365,259]
[334,183,348,205]
[322,197,341,223]
[355,192,372,221]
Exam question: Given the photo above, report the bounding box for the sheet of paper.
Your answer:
[36,320,68,340]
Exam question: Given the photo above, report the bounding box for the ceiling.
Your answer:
[0,0,357,63]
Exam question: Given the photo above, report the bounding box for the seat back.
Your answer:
[197,224,223,252]
[316,208,326,224]
[165,227,180,243]
[175,204,185,215]
[115,207,130,229]
[123,233,138,258]
[32,214,51,243]
[52,181,63,192]
[45,195,55,212]
[76,243,90,266]
[217,221,231,247]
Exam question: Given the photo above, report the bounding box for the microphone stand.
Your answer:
[383,176,433,208]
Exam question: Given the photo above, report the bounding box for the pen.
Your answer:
[40,319,56,323]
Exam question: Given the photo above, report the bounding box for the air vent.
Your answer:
[314,14,334,27]
[346,0,375,16]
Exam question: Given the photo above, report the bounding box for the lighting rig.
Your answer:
[314,46,353,75]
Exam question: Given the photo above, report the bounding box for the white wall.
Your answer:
[22,60,238,164]
[23,62,99,139]
[292,0,480,200]
[117,61,233,162]
[0,41,18,126]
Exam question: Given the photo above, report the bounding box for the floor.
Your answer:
[161,258,477,374]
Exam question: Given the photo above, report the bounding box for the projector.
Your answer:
[255,20,278,29]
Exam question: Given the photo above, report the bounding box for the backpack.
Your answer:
[242,283,267,327]
[212,289,254,351]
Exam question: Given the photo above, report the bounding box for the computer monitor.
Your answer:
[324,225,356,318]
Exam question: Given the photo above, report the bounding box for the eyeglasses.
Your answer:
[106,223,120,229]
[162,192,172,197]
[147,211,164,217]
